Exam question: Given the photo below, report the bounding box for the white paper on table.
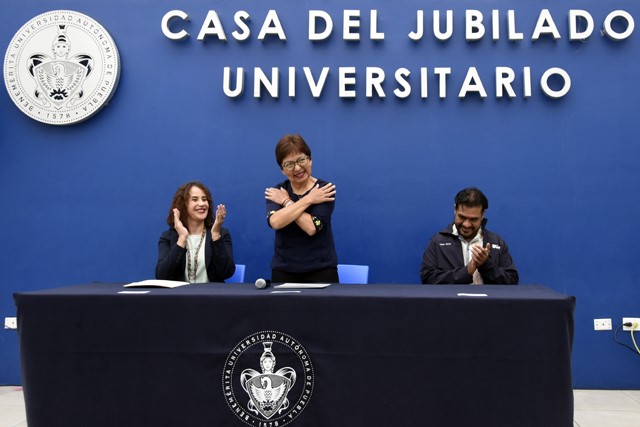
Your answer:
[457,293,488,297]
[123,280,190,288]
[273,283,332,289]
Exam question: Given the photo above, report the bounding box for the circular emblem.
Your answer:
[223,331,314,426]
[3,10,120,125]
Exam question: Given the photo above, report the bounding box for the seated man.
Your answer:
[420,187,518,285]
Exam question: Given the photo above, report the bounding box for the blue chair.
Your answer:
[337,264,369,284]
[227,264,246,283]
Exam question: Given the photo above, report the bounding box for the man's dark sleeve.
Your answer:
[420,239,473,284]
[477,239,519,284]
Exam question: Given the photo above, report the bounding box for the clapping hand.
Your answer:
[173,208,189,239]
[211,204,226,240]
[470,243,491,268]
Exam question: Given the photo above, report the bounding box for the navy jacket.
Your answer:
[420,222,518,285]
[155,228,235,282]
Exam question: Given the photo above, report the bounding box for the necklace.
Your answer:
[186,229,206,283]
[293,178,317,197]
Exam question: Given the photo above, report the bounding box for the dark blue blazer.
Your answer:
[155,228,235,282]
[420,222,518,285]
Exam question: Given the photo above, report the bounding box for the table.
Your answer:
[14,283,575,427]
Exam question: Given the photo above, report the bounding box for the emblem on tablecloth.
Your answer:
[241,342,296,419]
[223,331,314,426]
[4,10,120,125]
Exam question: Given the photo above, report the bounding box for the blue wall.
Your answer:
[1,0,639,388]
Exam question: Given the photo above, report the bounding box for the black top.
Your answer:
[266,178,338,273]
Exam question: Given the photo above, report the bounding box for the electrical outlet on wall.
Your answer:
[594,318,612,331]
[4,317,17,330]
[622,317,640,331]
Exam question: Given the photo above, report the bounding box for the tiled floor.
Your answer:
[0,386,638,426]
[0,387,26,427]
[574,390,640,427]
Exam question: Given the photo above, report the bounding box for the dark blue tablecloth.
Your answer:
[14,283,575,427]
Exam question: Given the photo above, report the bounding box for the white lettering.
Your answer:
[569,10,594,41]
[466,10,485,41]
[532,9,561,40]
[161,10,189,40]
[197,11,227,41]
[343,10,360,41]
[232,11,251,41]
[366,67,385,98]
[459,67,487,98]
[257,10,286,40]
[434,10,453,41]
[309,10,333,41]
[223,67,244,97]
[603,10,635,41]
[540,67,571,98]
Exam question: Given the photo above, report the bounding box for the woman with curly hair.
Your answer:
[156,181,235,283]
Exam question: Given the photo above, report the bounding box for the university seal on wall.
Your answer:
[4,10,120,125]
[223,331,314,426]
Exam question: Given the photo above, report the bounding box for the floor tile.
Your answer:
[573,410,640,427]
[0,387,26,427]
[0,405,27,427]
[1,387,639,426]
[574,389,640,411]
[625,390,640,404]
[0,387,24,406]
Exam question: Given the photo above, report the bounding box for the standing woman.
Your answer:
[265,134,339,283]
[156,181,236,283]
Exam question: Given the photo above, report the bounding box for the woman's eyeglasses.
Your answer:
[282,156,309,171]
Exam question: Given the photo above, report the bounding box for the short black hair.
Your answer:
[455,187,488,212]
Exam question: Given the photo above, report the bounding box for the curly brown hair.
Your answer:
[166,181,214,230]
[275,134,312,167]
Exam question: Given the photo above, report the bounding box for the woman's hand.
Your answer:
[211,204,226,241]
[173,208,189,247]
[266,183,334,234]
[265,187,291,206]
[305,182,336,205]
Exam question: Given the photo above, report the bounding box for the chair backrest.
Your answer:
[337,264,369,284]
[227,264,246,283]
